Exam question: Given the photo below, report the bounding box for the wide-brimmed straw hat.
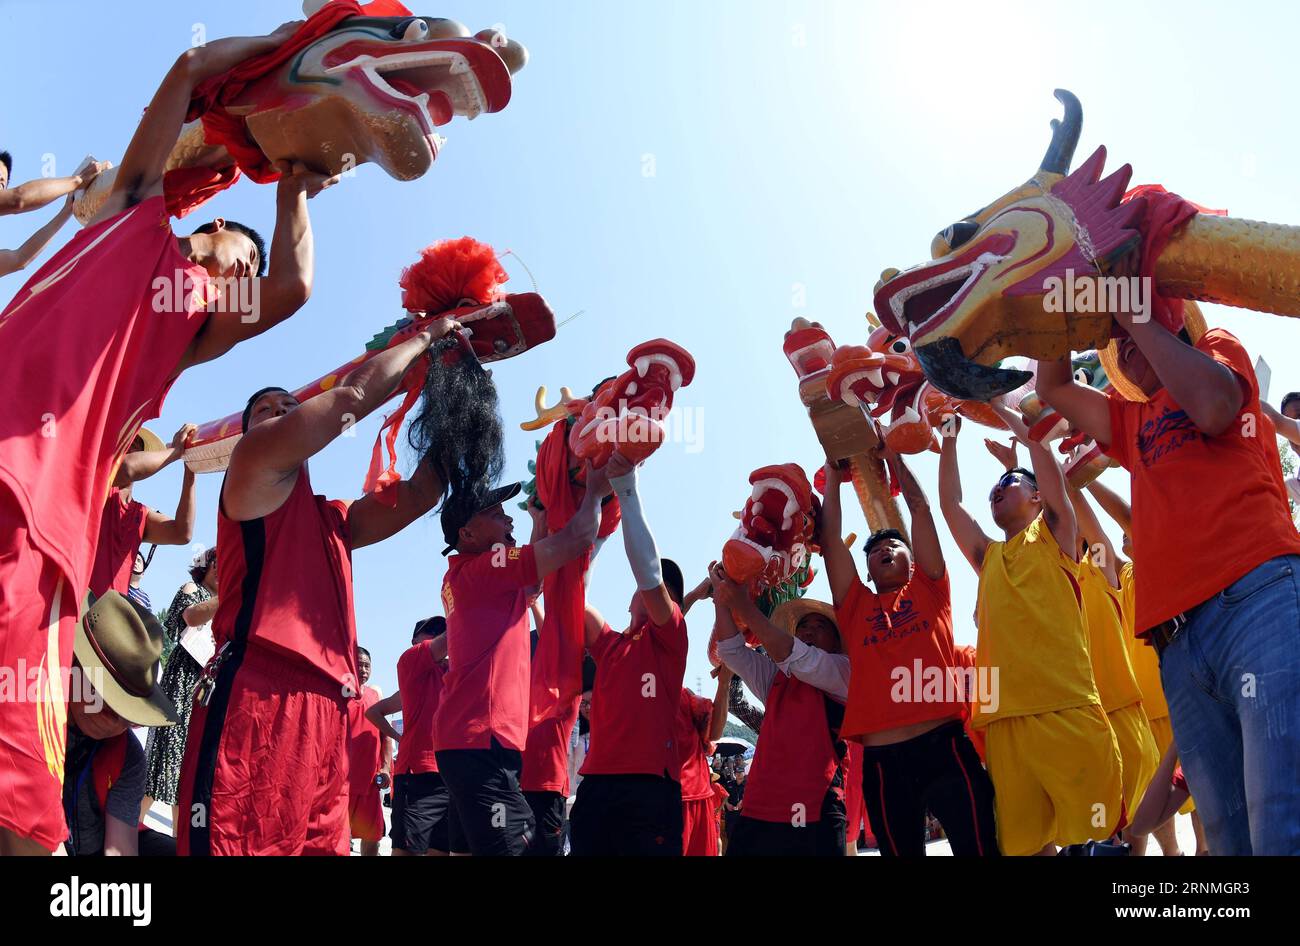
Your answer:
[769,597,841,647]
[73,592,179,728]
[130,427,165,454]
[1101,301,1208,403]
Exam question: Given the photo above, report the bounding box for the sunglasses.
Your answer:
[989,472,1029,501]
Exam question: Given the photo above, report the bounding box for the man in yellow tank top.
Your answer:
[1085,480,1206,856]
[937,407,1121,856]
[1068,487,1160,847]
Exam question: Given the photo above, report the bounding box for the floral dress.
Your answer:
[143,584,211,805]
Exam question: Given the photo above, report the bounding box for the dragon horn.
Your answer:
[866,309,882,329]
[520,385,577,431]
[1038,89,1082,176]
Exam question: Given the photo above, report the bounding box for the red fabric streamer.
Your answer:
[362,361,426,506]
[399,237,507,312]
[166,0,413,216]
[529,420,620,727]
[1120,185,1226,335]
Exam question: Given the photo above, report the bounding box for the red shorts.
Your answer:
[0,488,79,851]
[682,795,719,857]
[177,644,350,856]
[348,778,385,842]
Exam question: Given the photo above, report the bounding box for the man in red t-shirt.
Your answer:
[569,454,690,856]
[368,618,465,856]
[177,320,456,856]
[0,23,338,855]
[90,425,198,599]
[821,450,997,857]
[1037,312,1300,856]
[433,464,611,856]
[346,646,391,856]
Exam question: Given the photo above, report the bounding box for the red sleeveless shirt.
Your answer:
[214,467,358,690]
[0,196,208,594]
[741,673,843,824]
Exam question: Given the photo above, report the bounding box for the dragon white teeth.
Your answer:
[633,353,684,390]
[886,372,900,386]
[626,382,638,396]
[864,368,884,388]
[896,406,922,426]
[753,478,799,523]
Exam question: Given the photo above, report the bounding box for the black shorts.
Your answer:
[523,791,567,857]
[568,774,683,857]
[725,789,847,857]
[435,739,535,856]
[389,771,468,855]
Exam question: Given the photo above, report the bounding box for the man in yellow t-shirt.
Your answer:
[1069,488,1160,845]
[938,408,1121,856]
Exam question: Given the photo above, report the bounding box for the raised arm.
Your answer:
[117,424,196,486]
[230,321,457,491]
[707,664,733,744]
[681,577,712,616]
[937,421,992,572]
[1085,478,1133,536]
[0,199,73,276]
[143,466,196,546]
[348,459,444,550]
[0,168,102,217]
[1120,316,1244,436]
[819,461,860,607]
[179,164,338,370]
[1034,358,1113,446]
[1262,401,1300,447]
[1069,486,1120,587]
[535,464,611,585]
[886,446,945,582]
[711,563,793,662]
[604,454,674,626]
[582,602,608,649]
[991,401,1077,559]
[107,23,301,212]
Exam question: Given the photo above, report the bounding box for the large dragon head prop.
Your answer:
[721,464,818,590]
[872,90,1148,401]
[76,1,527,222]
[1017,350,1117,488]
[227,2,525,181]
[566,340,696,468]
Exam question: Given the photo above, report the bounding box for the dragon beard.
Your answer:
[407,337,506,525]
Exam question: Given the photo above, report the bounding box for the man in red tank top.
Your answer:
[0,23,339,855]
[711,566,851,857]
[568,455,690,857]
[176,319,458,856]
[89,426,199,599]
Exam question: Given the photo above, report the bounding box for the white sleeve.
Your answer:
[776,637,851,702]
[716,634,777,701]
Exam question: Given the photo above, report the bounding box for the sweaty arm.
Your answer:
[991,401,1077,559]
[0,175,91,217]
[607,458,674,626]
[348,459,444,550]
[143,467,196,546]
[1034,358,1112,447]
[534,464,611,584]
[1121,316,1244,436]
[0,199,73,276]
[938,426,992,572]
[888,448,945,581]
[819,461,860,607]
[224,322,453,521]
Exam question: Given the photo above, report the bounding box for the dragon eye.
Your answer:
[891,338,911,355]
[1074,367,1093,385]
[938,220,980,252]
[394,17,430,41]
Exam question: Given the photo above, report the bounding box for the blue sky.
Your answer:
[4,0,1298,698]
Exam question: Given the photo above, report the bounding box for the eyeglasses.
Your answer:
[989,472,1027,500]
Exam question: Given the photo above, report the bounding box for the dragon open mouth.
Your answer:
[876,233,1016,340]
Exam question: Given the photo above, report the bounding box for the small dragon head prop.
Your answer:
[722,464,818,590]
[1017,350,1117,488]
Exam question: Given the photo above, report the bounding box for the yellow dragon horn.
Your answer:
[520,385,577,431]
[866,310,882,330]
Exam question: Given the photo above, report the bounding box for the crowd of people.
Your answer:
[2,22,1299,860]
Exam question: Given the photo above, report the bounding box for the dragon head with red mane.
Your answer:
[722,464,818,590]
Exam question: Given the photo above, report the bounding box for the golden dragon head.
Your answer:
[873,90,1148,401]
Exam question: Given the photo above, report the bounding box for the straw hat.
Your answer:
[130,427,165,454]
[769,597,841,647]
